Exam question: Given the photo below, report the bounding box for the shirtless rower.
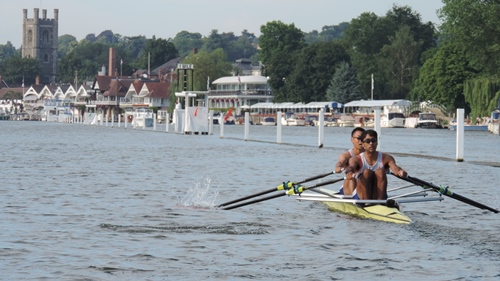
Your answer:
[335,127,365,195]
[344,129,407,200]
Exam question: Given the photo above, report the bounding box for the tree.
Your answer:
[0,41,17,64]
[342,5,437,99]
[2,55,40,86]
[172,31,204,57]
[304,22,349,44]
[180,48,232,91]
[287,41,350,103]
[201,30,257,62]
[57,41,121,82]
[439,0,500,75]
[342,12,394,98]
[385,5,436,53]
[464,78,500,119]
[411,42,475,113]
[379,25,422,99]
[118,35,148,60]
[259,21,306,102]
[326,61,363,104]
[58,34,77,58]
[233,30,258,60]
[2,90,23,100]
[134,36,178,70]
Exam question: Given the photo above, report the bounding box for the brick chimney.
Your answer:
[108,47,116,77]
[36,75,40,85]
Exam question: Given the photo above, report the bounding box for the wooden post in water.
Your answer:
[456,108,464,161]
[374,109,381,150]
[318,108,324,148]
[124,113,128,129]
[277,111,282,144]
[111,113,114,128]
[244,112,250,141]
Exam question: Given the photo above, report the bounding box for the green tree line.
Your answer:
[2,1,500,116]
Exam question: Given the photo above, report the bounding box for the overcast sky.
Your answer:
[2,0,444,48]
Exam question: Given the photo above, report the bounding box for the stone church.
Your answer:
[22,8,59,84]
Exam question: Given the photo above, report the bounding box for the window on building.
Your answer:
[28,30,33,43]
[44,54,49,62]
[43,30,49,43]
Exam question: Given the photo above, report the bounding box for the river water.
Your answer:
[1,122,499,280]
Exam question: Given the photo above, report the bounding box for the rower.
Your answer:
[335,127,365,196]
[344,129,407,200]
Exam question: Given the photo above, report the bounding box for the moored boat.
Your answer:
[337,114,355,127]
[354,116,375,128]
[381,112,406,128]
[261,116,276,126]
[131,108,154,127]
[281,114,306,126]
[416,112,439,128]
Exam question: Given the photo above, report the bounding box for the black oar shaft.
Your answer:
[222,193,285,210]
[295,171,334,184]
[216,171,334,208]
[407,176,499,213]
[222,178,344,210]
[217,188,277,208]
[395,174,499,213]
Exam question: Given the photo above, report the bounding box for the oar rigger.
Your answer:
[392,173,499,214]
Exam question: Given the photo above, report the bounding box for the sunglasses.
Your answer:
[353,136,363,140]
[363,138,378,144]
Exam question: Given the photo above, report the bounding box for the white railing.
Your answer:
[95,100,118,106]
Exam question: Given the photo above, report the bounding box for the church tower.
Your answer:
[22,8,59,84]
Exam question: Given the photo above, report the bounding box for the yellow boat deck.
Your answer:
[323,201,411,224]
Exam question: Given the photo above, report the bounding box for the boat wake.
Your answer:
[99,222,270,235]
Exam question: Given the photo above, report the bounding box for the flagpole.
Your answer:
[371,74,374,100]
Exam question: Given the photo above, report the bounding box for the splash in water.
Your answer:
[178,174,220,208]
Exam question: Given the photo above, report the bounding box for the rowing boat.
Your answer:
[322,200,411,224]
[297,187,438,224]
[217,172,499,218]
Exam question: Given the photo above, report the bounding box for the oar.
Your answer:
[392,173,499,213]
[216,171,335,208]
[222,177,345,210]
